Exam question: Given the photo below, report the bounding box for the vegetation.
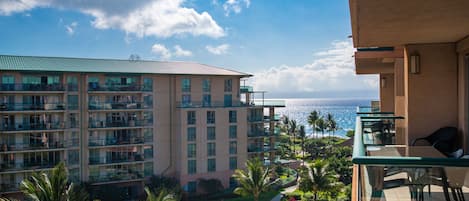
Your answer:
[198,178,224,194]
[144,187,179,201]
[232,158,278,201]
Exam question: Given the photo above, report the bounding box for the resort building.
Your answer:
[350,0,469,200]
[0,55,283,199]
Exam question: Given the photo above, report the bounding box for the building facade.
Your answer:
[0,55,283,198]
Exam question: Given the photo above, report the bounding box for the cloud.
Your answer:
[206,44,229,55]
[174,45,193,57]
[65,21,77,35]
[151,44,193,60]
[249,40,379,97]
[223,0,250,16]
[0,0,225,38]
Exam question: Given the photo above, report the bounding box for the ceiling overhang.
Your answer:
[355,47,403,75]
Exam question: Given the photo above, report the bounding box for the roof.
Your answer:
[0,55,251,77]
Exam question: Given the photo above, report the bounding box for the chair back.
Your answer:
[425,127,458,154]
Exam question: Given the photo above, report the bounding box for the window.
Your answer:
[229,177,238,188]
[229,111,237,123]
[229,157,237,170]
[224,79,232,92]
[143,94,153,108]
[224,94,232,107]
[144,146,153,159]
[187,127,196,141]
[229,125,237,139]
[188,160,196,174]
[207,142,216,156]
[67,95,78,110]
[144,162,154,177]
[67,76,78,91]
[88,77,99,90]
[182,78,191,92]
[143,77,153,91]
[207,111,215,124]
[144,128,153,142]
[182,94,191,106]
[229,141,237,154]
[207,127,216,140]
[187,144,196,158]
[203,94,211,107]
[187,111,196,125]
[1,75,14,90]
[202,79,210,92]
[68,150,79,165]
[207,158,216,172]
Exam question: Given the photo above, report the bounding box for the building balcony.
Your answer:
[242,99,286,107]
[247,145,264,153]
[351,110,469,201]
[89,155,145,165]
[0,103,65,112]
[0,122,68,132]
[240,86,254,93]
[248,116,264,123]
[264,114,281,122]
[88,137,145,147]
[248,130,267,138]
[88,84,151,92]
[88,102,148,110]
[0,83,64,91]
[176,101,246,108]
[89,170,144,184]
[0,161,60,172]
[0,140,77,152]
[0,182,20,193]
[88,120,151,129]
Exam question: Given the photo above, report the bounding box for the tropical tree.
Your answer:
[308,111,320,138]
[309,160,337,201]
[144,187,179,201]
[325,113,334,137]
[315,117,326,138]
[233,158,277,201]
[289,119,297,157]
[298,125,306,161]
[20,162,88,201]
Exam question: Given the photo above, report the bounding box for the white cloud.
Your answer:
[206,44,230,55]
[0,0,225,38]
[174,45,192,57]
[65,21,77,35]
[151,44,171,60]
[249,40,379,96]
[151,44,193,59]
[223,0,250,16]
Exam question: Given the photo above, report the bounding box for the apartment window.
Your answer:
[202,79,210,92]
[207,127,216,140]
[67,95,78,110]
[144,162,153,177]
[68,150,79,165]
[224,79,232,92]
[88,77,99,90]
[143,77,153,91]
[144,128,153,142]
[207,142,216,156]
[207,111,215,124]
[144,111,153,126]
[229,157,237,170]
[187,127,196,141]
[143,94,153,108]
[187,111,196,125]
[207,158,216,172]
[203,94,211,107]
[69,113,78,128]
[229,111,237,123]
[67,76,78,91]
[144,146,153,159]
[188,160,196,174]
[224,94,232,107]
[1,75,14,90]
[187,144,196,158]
[182,94,191,106]
[182,78,191,92]
[229,141,237,154]
[229,125,237,139]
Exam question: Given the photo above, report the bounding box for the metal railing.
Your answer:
[0,121,70,131]
[88,120,151,128]
[88,102,148,110]
[89,170,144,183]
[0,103,65,111]
[88,137,144,147]
[88,84,151,92]
[0,161,60,172]
[176,101,247,108]
[0,140,78,152]
[89,155,145,165]
[0,83,64,91]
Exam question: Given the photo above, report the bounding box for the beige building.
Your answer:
[0,55,283,198]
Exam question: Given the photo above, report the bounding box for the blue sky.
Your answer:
[0,0,378,98]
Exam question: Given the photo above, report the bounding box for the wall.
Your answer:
[379,73,395,113]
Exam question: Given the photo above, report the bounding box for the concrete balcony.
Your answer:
[88,137,145,147]
[88,84,151,92]
[0,103,65,112]
[0,83,64,92]
[0,122,68,132]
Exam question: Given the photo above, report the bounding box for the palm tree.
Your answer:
[309,160,337,201]
[20,162,88,201]
[325,113,334,138]
[308,111,320,138]
[289,119,297,157]
[298,125,306,162]
[315,117,326,138]
[329,119,338,139]
[145,187,179,201]
[233,158,277,201]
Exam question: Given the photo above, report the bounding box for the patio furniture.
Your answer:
[411,127,458,156]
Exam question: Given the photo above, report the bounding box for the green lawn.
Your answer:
[225,190,280,201]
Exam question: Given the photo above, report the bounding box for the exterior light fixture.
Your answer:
[410,54,420,74]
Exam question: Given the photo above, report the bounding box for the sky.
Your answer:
[0,0,378,98]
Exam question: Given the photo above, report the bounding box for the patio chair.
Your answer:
[411,127,459,156]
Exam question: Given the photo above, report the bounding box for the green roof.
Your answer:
[0,55,251,77]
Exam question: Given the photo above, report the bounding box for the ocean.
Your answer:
[273,98,373,138]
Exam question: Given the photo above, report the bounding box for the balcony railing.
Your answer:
[89,170,144,183]
[240,86,254,93]
[88,120,150,128]
[0,161,60,172]
[88,102,147,110]
[89,155,144,165]
[0,83,64,91]
[0,122,68,131]
[0,182,20,192]
[352,113,469,201]
[88,137,144,147]
[0,103,65,111]
[248,130,267,138]
[176,101,246,108]
[0,140,78,152]
[88,84,151,92]
[248,116,264,122]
